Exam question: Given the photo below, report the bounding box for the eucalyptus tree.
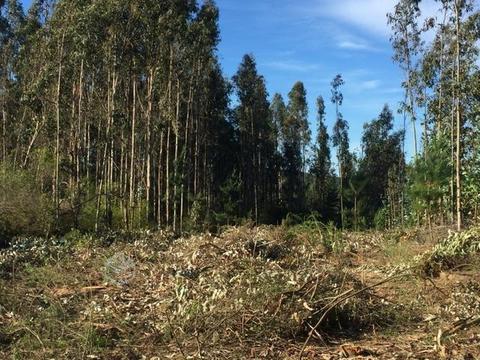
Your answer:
[280,81,310,214]
[413,0,479,228]
[0,0,8,163]
[331,74,350,229]
[270,93,286,154]
[1,0,24,165]
[0,0,234,232]
[359,105,405,226]
[287,81,310,187]
[270,93,287,204]
[311,96,332,217]
[388,0,423,158]
[450,0,478,230]
[232,54,275,222]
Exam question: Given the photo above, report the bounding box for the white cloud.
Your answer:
[360,80,381,90]
[338,40,372,50]
[336,34,382,51]
[262,60,320,72]
[303,0,440,39]
[322,0,397,36]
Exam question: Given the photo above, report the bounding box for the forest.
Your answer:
[0,0,478,240]
[1,0,480,359]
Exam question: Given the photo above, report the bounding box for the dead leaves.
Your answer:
[340,344,376,358]
[52,285,109,298]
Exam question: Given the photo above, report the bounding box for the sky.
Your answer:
[20,0,445,159]
[216,0,437,159]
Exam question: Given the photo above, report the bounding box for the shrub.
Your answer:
[419,227,480,277]
[374,207,388,230]
[0,167,53,246]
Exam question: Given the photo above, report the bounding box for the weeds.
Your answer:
[420,227,480,276]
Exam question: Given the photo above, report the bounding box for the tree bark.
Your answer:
[54,33,65,222]
[130,77,137,219]
[454,0,462,231]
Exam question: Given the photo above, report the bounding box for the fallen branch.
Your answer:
[299,270,411,359]
[438,315,480,350]
[52,285,108,298]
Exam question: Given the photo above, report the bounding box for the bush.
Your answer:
[0,236,71,276]
[419,227,480,277]
[374,207,388,230]
[281,213,303,227]
[0,167,53,246]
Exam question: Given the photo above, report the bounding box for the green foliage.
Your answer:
[374,207,388,230]
[232,54,278,220]
[216,172,242,224]
[0,166,53,244]
[77,193,99,232]
[311,96,333,218]
[281,212,303,227]
[408,135,451,224]
[188,196,208,231]
[420,227,480,276]
[358,105,405,226]
[464,131,480,221]
[0,236,71,276]
[288,215,346,254]
[280,81,309,213]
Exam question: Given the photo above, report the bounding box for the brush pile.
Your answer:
[1,225,409,358]
[419,227,480,276]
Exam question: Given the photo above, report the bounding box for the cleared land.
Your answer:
[1,224,480,359]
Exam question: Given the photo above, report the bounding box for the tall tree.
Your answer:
[288,81,310,186]
[311,96,332,218]
[413,0,478,227]
[281,81,309,214]
[270,93,287,204]
[388,0,423,158]
[232,54,274,222]
[359,105,405,226]
[331,74,350,229]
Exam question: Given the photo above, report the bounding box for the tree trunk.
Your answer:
[339,160,344,230]
[146,68,154,224]
[2,107,6,164]
[173,78,180,232]
[454,0,462,231]
[166,124,171,227]
[54,33,65,223]
[77,59,84,186]
[130,77,137,222]
[157,130,164,227]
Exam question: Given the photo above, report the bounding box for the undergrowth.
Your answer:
[0,224,474,359]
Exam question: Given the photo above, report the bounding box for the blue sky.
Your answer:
[21,0,444,159]
[216,0,426,158]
